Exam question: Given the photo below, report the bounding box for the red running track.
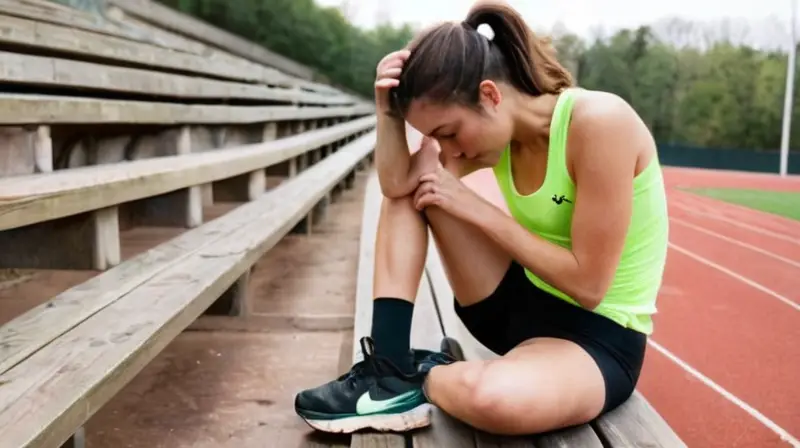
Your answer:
[459,165,800,447]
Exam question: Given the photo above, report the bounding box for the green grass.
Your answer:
[684,187,800,222]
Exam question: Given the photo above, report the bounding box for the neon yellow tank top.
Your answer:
[492,88,668,335]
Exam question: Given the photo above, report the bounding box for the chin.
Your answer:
[478,150,504,167]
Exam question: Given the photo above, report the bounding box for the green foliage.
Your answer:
[565,25,798,152]
[156,0,797,153]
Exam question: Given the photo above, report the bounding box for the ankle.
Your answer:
[371,297,415,372]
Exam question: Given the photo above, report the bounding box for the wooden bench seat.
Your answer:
[0,94,371,125]
[349,173,687,447]
[0,11,291,88]
[0,1,354,103]
[0,130,376,448]
[0,0,224,58]
[104,0,337,94]
[0,115,375,230]
[0,50,354,106]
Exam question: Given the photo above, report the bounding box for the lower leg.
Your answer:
[370,194,428,371]
[424,206,511,306]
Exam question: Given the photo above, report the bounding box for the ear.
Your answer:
[478,80,502,109]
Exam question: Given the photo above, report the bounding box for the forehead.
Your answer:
[405,99,468,136]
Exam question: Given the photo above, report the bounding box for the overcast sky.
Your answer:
[316,0,796,48]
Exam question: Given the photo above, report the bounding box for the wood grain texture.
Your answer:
[532,425,603,448]
[0,0,185,52]
[0,131,375,448]
[0,205,120,271]
[349,172,405,448]
[0,117,376,230]
[0,12,287,86]
[0,94,372,125]
[592,391,686,447]
[105,0,333,92]
[0,51,353,105]
[0,135,374,375]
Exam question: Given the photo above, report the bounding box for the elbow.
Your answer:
[573,278,611,311]
[377,172,415,199]
[378,178,411,199]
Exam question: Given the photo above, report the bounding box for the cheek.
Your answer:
[457,121,505,155]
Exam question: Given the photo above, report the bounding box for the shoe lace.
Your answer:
[339,337,420,389]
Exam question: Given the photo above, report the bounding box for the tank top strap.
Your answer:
[546,87,579,182]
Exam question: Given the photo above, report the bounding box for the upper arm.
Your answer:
[568,93,652,303]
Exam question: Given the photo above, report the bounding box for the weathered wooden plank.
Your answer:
[473,433,534,448]
[0,124,121,270]
[0,51,353,105]
[592,391,686,447]
[0,205,121,270]
[0,125,51,176]
[0,0,183,51]
[0,134,375,377]
[0,13,289,86]
[122,126,204,229]
[105,0,328,90]
[204,266,251,316]
[350,172,406,448]
[532,426,604,448]
[0,132,375,448]
[0,116,376,230]
[58,427,84,448]
[0,94,371,125]
[104,4,215,55]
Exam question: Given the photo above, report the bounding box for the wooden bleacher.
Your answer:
[0,1,686,446]
[0,0,372,446]
[352,172,688,448]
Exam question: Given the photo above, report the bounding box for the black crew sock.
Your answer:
[370,297,415,373]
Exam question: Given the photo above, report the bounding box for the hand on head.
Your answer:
[374,49,410,115]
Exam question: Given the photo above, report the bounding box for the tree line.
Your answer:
[157,0,798,153]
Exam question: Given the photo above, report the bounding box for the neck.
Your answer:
[510,92,559,147]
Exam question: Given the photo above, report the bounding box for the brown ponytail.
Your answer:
[390,0,573,118]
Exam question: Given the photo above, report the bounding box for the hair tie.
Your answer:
[476,23,495,41]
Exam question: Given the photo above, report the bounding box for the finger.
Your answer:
[378,50,411,69]
[375,78,400,90]
[381,57,406,71]
[419,173,440,184]
[415,191,438,210]
[413,181,436,204]
[377,67,402,79]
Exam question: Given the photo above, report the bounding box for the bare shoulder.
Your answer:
[567,89,655,165]
[570,90,646,134]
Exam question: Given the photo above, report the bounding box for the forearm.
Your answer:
[472,202,605,309]
[375,116,415,198]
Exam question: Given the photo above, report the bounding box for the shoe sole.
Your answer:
[301,403,432,433]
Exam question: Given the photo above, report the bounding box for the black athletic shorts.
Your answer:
[454,260,647,414]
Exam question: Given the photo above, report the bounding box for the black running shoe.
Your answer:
[294,337,431,433]
[417,339,457,375]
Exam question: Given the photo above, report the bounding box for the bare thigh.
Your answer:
[426,337,606,435]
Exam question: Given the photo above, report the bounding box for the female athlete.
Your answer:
[295,0,668,436]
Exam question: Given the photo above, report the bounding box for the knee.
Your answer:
[458,362,519,421]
